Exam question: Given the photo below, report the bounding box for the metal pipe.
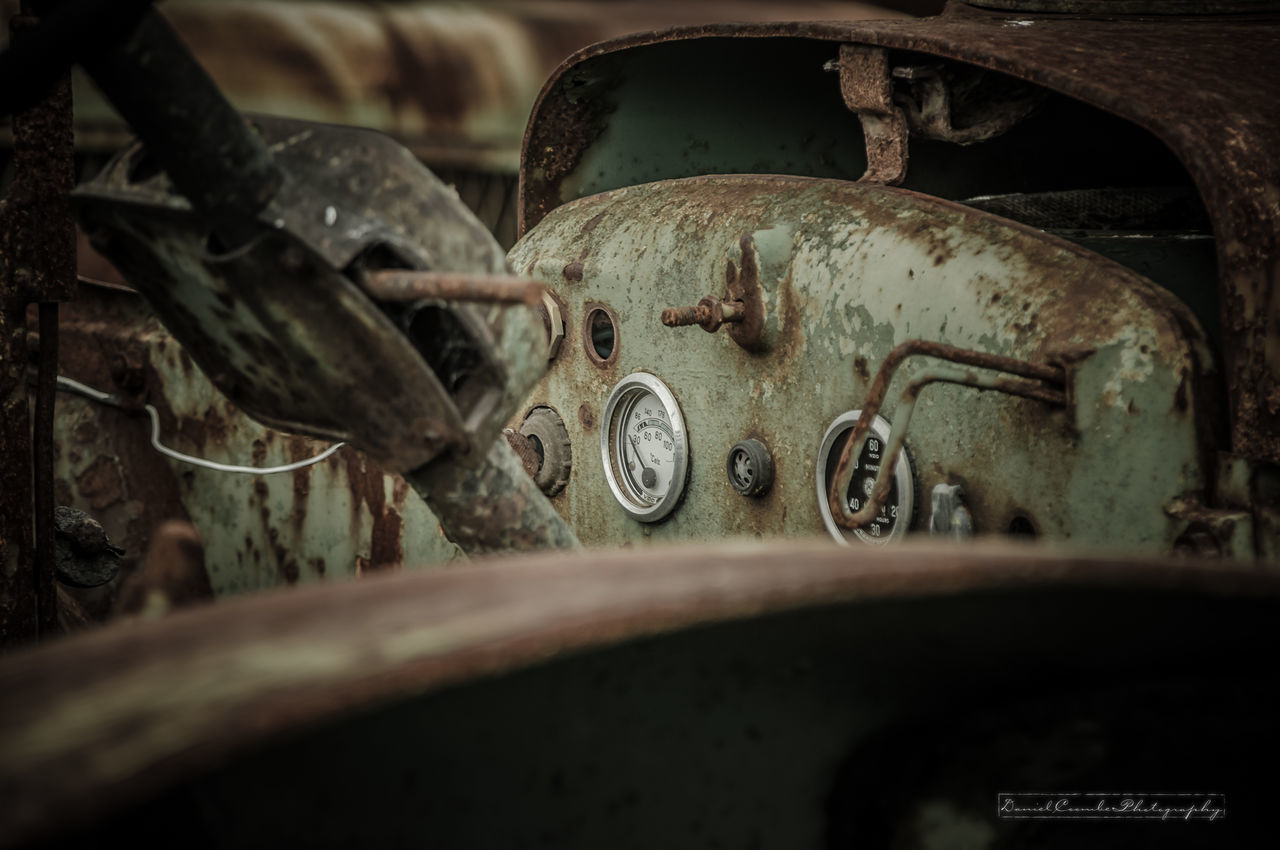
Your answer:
[827,340,1065,525]
[362,271,546,306]
[833,366,1067,530]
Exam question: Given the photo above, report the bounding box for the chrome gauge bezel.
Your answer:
[815,410,916,545]
[601,372,689,522]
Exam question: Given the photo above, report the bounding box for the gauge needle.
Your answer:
[628,435,658,489]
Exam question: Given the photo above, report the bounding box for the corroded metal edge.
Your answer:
[515,12,1280,461]
[2,540,1279,846]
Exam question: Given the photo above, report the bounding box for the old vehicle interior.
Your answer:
[1,0,1278,847]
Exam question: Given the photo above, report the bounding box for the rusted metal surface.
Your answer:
[838,44,909,185]
[834,365,1067,530]
[51,506,120,590]
[406,436,580,555]
[512,174,1214,550]
[76,115,545,472]
[0,7,77,644]
[503,427,543,479]
[660,233,768,348]
[827,339,1065,525]
[50,283,463,602]
[661,295,744,331]
[516,9,1280,463]
[893,60,1047,144]
[0,540,1278,847]
[1,13,76,304]
[0,300,33,644]
[361,270,545,305]
[519,404,573,495]
[32,304,57,637]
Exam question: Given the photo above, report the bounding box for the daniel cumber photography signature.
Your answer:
[997,793,1226,822]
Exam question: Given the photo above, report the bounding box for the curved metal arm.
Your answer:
[829,349,1067,530]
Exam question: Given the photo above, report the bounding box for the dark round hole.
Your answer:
[586,308,616,363]
[1007,515,1036,538]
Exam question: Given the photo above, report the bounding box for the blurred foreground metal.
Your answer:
[2,541,1278,848]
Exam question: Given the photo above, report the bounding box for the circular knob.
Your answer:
[726,439,773,497]
[519,406,572,496]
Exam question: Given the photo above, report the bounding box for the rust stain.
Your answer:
[75,456,124,511]
[503,428,542,479]
[562,261,584,282]
[519,81,613,235]
[344,448,402,572]
[578,402,595,430]
[288,438,313,500]
[369,509,403,572]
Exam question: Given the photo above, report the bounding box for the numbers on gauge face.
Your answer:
[622,391,675,503]
[846,427,898,539]
[824,425,900,541]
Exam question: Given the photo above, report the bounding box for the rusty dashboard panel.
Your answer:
[510,174,1219,550]
[519,12,1280,466]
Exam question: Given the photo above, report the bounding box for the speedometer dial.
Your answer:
[602,373,688,522]
[816,410,917,545]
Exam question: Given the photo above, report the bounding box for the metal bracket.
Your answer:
[838,44,909,186]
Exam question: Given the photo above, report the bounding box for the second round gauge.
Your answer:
[602,373,688,522]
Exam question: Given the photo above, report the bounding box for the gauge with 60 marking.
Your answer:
[602,373,689,522]
[815,410,917,545]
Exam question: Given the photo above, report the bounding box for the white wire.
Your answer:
[56,375,345,475]
[57,376,118,405]
[143,405,346,474]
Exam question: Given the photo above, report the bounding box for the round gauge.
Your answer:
[815,410,917,545]
[601,373,689,522]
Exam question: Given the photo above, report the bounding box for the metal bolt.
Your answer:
[661,296,745,334]
[542,291,565,360]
